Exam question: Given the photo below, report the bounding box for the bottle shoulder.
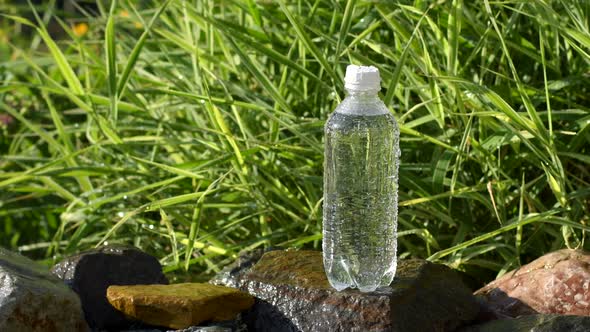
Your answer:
[325,109,399,132]
[333,95,391,116]
[328,95,397,122]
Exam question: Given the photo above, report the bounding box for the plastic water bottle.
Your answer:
[323,65,400,292]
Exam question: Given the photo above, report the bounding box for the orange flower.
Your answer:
[119,9,141,28]
[73,23,89,37]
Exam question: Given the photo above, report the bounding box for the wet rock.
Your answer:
[107,283,255,330]
[210,248,266,289]
[459,314,590,332]
[164,313,247,332]
[168,326,232,332]
[51,245,168,330]
[0,247,89,331]
[213,250,479,332]
[475,249,590,317]
[471,296,511,324]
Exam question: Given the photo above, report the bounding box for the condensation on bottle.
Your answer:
[323,65,400,292]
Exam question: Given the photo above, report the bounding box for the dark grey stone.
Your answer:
[51,245,168,330]
[165,318,243,332]
[0,246,89,331]
[209,248,266,289]
[163,312,247,332]
[168,326,231,332]
[212,250,480,332]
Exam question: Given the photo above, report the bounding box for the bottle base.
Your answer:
[357,284,379,293]
[324,258,397,293]
[329,281,350,292]
[327,278,384,293]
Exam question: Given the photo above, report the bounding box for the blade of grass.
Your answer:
[226,38,291,113]
[429,211,559,261]
[116,0,173,97]
[105,0,118,123]
[277,0,338,85]
[27,0,84,95]
[160,209,179,266]
[334,0,357,66]
[378,5,428,107]
[184,171,230,270]
[245,0,263,28]
[483,0,548,143]
[447,0,462,76]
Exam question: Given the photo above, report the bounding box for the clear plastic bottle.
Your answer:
[323,65,400,292]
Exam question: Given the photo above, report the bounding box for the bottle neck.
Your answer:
[336,88,388,115]
[345,88,380,98]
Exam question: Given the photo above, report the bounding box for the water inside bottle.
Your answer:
[323,111,400,292]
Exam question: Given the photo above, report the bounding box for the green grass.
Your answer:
[1,0,589,284]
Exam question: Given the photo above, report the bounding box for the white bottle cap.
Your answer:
[344,65,381,91]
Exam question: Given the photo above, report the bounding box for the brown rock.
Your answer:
[107,283,255,329]
[213,250,480,332]
[459,314,590,332]
[475,249,590,317]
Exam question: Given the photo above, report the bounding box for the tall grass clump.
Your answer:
[1,0,589,283]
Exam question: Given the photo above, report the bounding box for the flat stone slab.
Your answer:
[212,250,479,332]
[459,314,590,332]
[0,246,88,331]
[51,245,168,329]
[476,249,590,317]
[107,283,255,329]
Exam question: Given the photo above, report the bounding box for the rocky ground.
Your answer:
[1,245,590,331]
